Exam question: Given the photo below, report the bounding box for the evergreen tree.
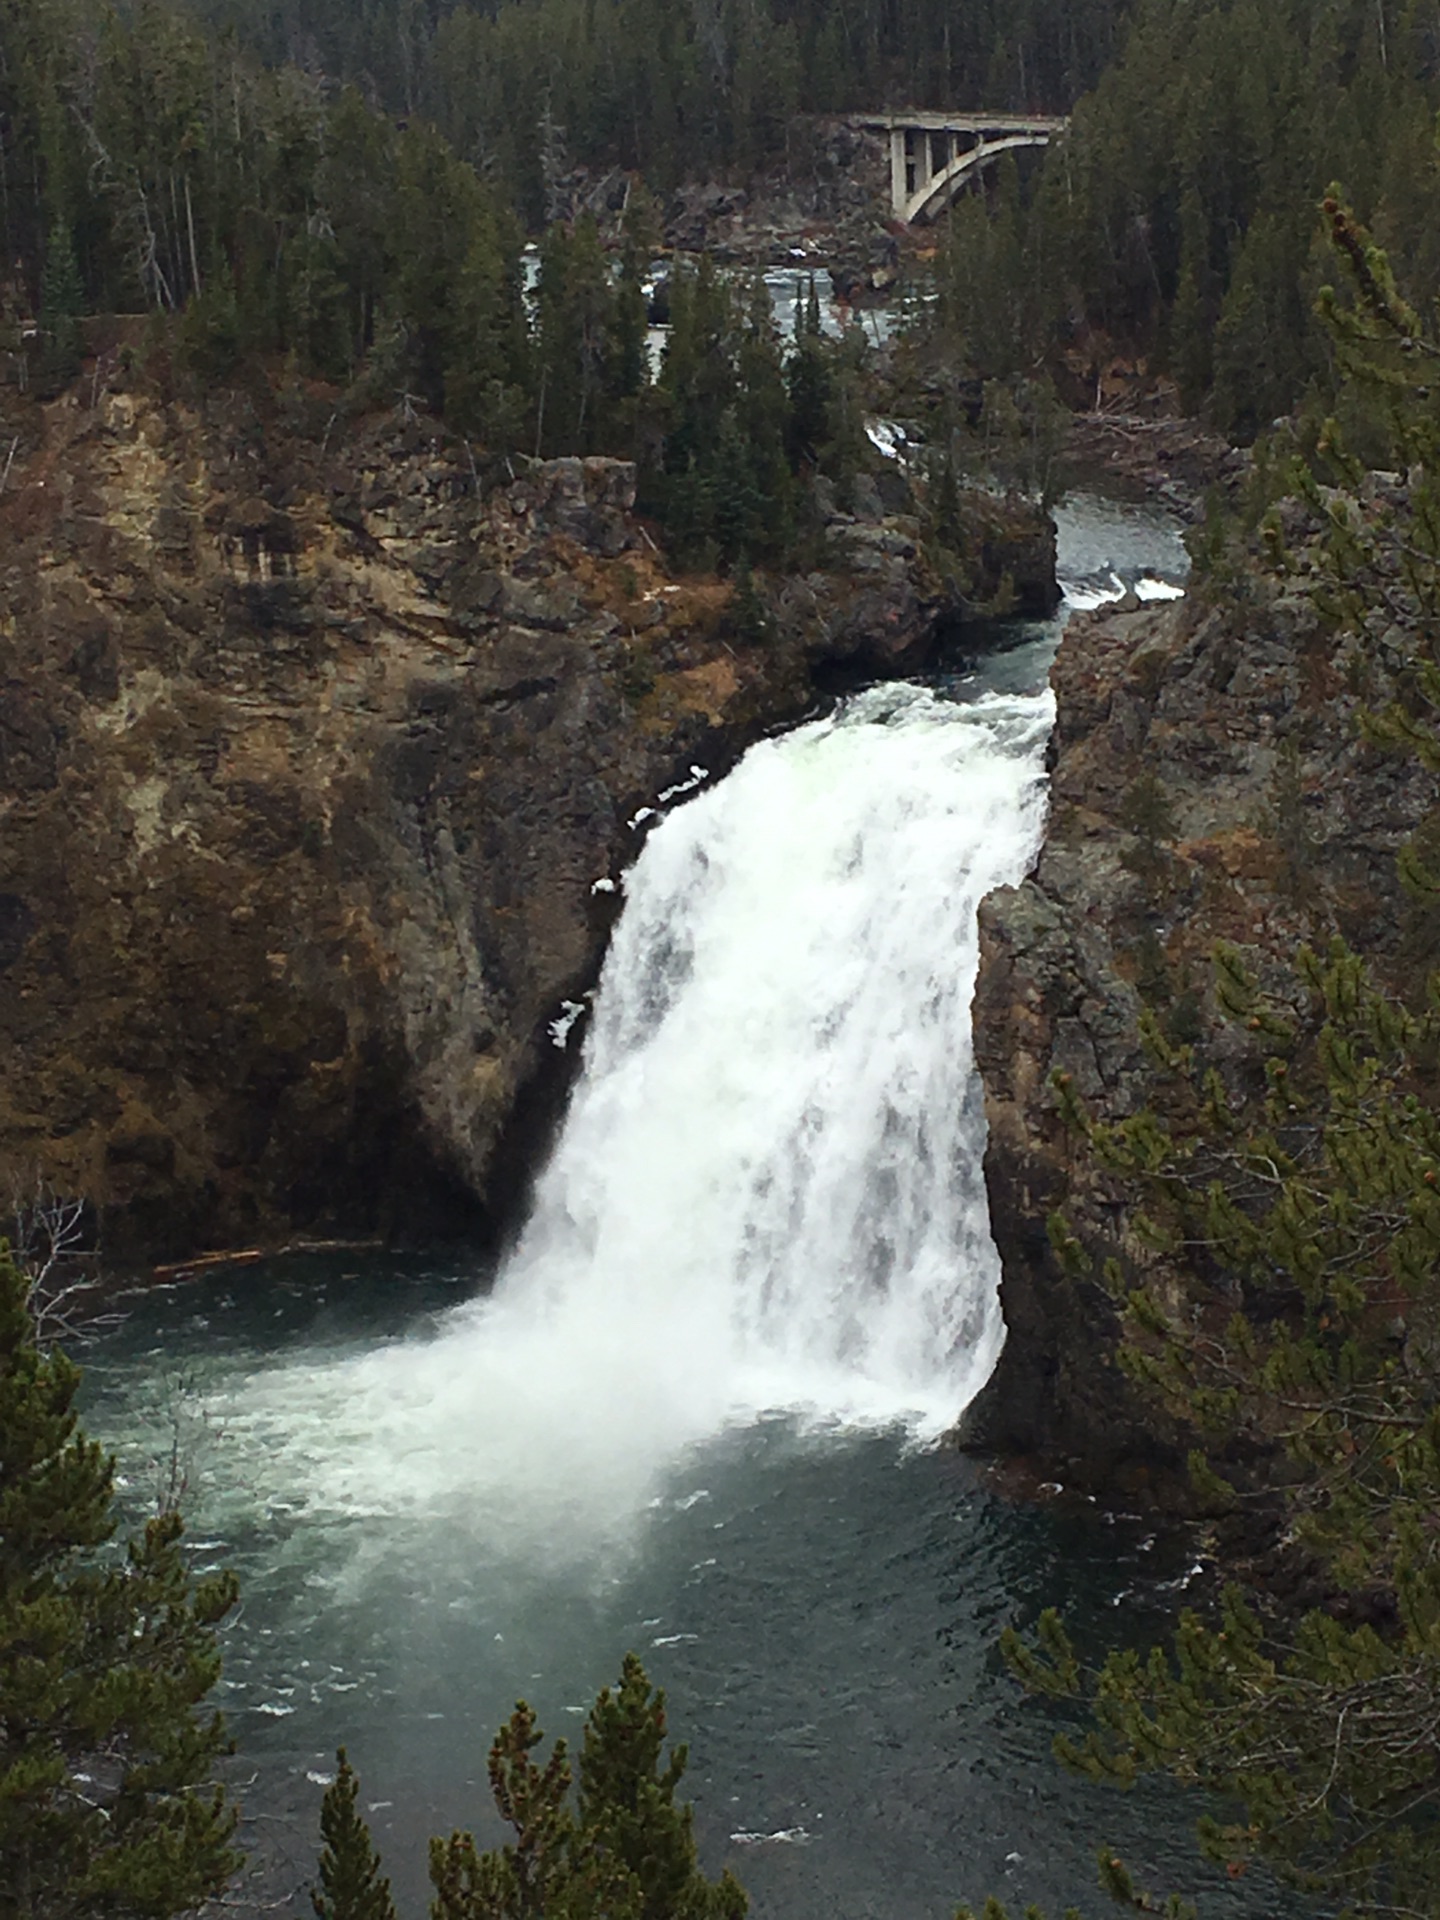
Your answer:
[428,1700,598,1920]
[959,188,1440,1920]
[1168,184,1217,411]
[730,275,793,558]
[36,218,83,394]
[0,1246,240,1917]
[312,1751,397,1920]
[533,214,619,453]
[320,1659,745,1920]
[317,89,398,376]
[976,935,1440,1920]
[1210,206,1321,441]
[579,1652,745,1920]
[784,291,832,471]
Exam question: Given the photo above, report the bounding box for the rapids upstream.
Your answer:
[82,495,1275,1919]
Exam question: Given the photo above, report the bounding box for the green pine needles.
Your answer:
[313,1751,397,1920]
[1000,937,1440,1919]
[0,1231,740,1920]
[317,1654,746,1920]
[0,1246,239,1919]
[36,221,84,396]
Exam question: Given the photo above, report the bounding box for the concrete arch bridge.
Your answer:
[862,112,1068,225]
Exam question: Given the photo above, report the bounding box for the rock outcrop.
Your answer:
[658,121,892,270]
[780,471,1059,678]
[962,518,1440,1494]
[0,378,1053,1263]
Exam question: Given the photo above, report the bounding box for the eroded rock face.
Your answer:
[0,373,1055,1265]
[963,553,1440,1496]
[0,393,782,1258]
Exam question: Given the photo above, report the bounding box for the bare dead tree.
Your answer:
[140,1366,231,1516]
[68,101,176,310]
[8,1176,121,1347]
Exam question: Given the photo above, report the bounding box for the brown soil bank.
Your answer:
[0,377,1053,1265]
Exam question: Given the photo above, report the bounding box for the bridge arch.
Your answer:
[861,114,1068,226]
[905,130,1056,222]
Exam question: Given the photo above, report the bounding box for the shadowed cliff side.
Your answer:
[0,377,1052,1263]
[962,492,1440,1499]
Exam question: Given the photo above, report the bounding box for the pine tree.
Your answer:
[0,1246,240,1917]
[429,1700,597,1920]
[977,935,1440,1916]
[960,186,1440,1920]
[322,1659,746,1920]
[579,1652,746,1920]
[36,218,83,394]
[1168,184,1216,410]
[313,1751,398,1920]
[533,214,620,453]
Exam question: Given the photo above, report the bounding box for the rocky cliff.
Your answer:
[0,377,1051,1263]
[963,504,1440,1495]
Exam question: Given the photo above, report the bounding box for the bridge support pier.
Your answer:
[869,112,1067,225]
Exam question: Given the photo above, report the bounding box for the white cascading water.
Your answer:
[216,682,1054,1565]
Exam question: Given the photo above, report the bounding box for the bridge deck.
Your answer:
[860,112,1068,134]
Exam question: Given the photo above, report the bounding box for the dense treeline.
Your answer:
[182,0,1130,212]
[0,0,1133,321]
[0,0,879,566]
[1,0,532,426]
[920,0,1440,440]
[9,0,1440,508]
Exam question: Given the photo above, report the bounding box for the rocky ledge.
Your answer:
[961,516,1440,1497]
[0,380,1052,1263]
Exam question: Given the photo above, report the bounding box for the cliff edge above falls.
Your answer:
[0,379,1054,1263]
[963,505,1440,1497]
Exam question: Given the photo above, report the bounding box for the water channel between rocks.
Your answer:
[83,495,1278,1920]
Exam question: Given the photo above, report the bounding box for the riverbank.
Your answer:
[1059,411,1247,520]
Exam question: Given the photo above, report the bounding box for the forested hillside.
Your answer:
[0,0,1131,331]
[5,0,1440,472]
[924,0,1440,441]
[172,0,1130,206]
[0,0,868,567]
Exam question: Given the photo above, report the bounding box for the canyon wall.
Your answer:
[965,506,1440,1494]
[0,380,1049,1262]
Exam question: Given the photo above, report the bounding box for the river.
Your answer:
[81,493,1269,1920]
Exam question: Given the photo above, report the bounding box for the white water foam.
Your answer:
[1061,572,1186,611]
[206,684,1054,1559]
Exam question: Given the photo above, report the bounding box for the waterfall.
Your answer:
[218,682,1053,1560]
[499,681,1053,1430]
